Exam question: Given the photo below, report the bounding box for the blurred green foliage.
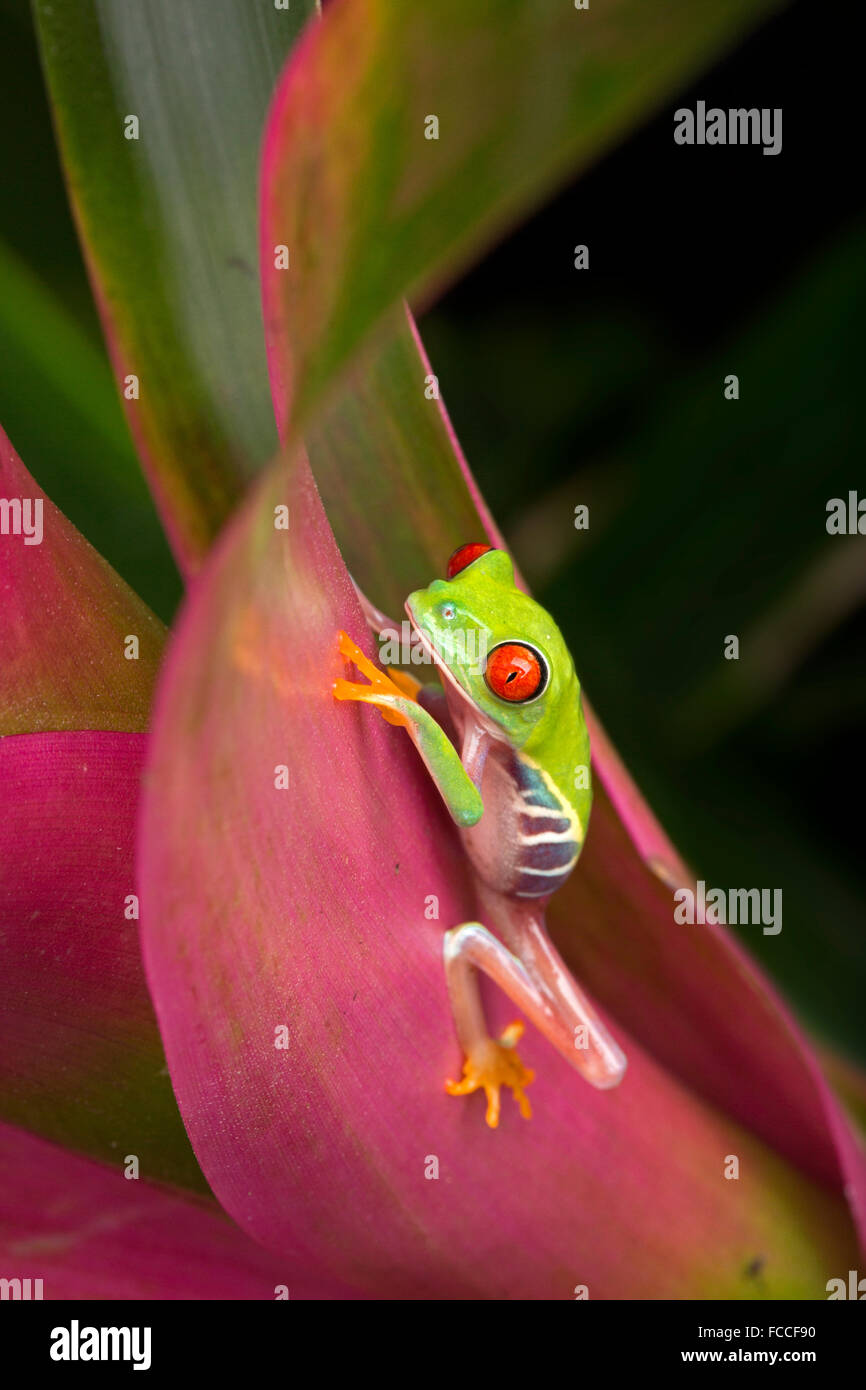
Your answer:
[0,0,181,619]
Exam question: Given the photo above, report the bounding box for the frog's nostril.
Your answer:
[428,579,449,595]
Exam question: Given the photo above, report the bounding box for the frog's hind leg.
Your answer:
[443,923,540,1128]
[443,916,626,1128]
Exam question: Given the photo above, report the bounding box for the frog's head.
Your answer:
[406,544,577,750]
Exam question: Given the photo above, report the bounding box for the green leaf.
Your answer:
[32,0,319,572]
[0,430,205,1192]
[304,308,505,615]
[0,240,181,621]
[262,0,786,445]
[0,426,164,734]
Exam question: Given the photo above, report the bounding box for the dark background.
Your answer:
[1,0,863,1063]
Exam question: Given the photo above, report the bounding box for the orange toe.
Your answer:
[445,1021,534,1128]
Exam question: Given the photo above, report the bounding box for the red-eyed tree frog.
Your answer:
[334,544,626,1127]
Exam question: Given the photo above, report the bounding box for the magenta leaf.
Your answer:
[0,731,205,1189]
[0,1122,351,1299]
[0,426,198,1186]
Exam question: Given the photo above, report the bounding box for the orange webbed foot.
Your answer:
[445,1019,535,1129]
[333,630,421,726]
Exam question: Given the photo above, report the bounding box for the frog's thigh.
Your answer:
[442,922,540,1128]
[442,919,627,1126]
[443,923,542,1050]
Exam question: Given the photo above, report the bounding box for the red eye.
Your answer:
[484,642,547,703]
[446,542,492,578]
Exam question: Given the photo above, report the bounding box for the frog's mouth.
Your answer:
[404,598,460,686]
[405,597,502,737]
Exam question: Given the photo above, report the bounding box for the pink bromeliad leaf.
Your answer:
[137,449,860,1298]
[256,0,866,1250]
[0,427,201,1188]
[0,1122,351,1299]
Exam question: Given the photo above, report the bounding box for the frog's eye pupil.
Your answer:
[446,542,493,579]
[484,642,547,703]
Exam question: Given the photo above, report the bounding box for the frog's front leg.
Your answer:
[334,631,482,827]
[347,589,454,734]
[444,896,627,1127]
